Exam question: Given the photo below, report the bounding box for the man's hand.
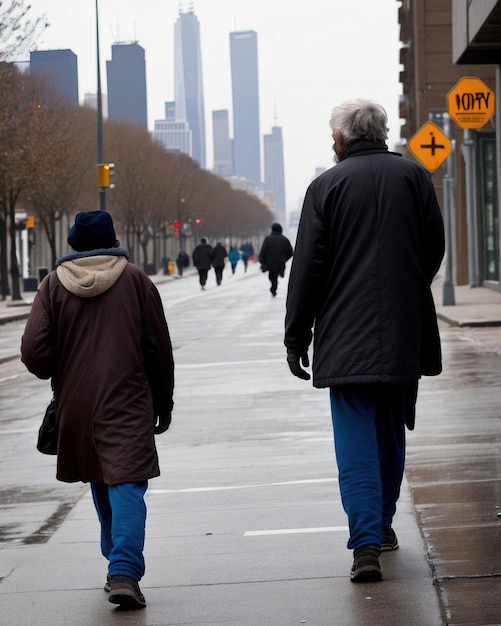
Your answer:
[154,413,172,434]
[287,351,311,380]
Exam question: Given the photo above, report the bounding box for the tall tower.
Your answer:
[106,42,148,129]
[30,49,79,105]
[174,3,206,168]
[264,125,286,214]
[212,110,232,177]
[230,30,260,183]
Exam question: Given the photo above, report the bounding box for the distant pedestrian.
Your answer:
[240,242,254,272]
[211,242,228,285]
[228,246,240,274]
[192,238,213,290]
[21,210,175,610]
[259,223,293,296]
[176,250,189,276]
[285,99,445,583]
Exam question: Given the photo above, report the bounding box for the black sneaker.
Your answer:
[381,525,399,551]
[350,545,382,582]
[108,575,146,610]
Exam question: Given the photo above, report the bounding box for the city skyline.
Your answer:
[21,0,402,213]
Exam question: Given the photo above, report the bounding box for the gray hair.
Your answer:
[329,99,388,143]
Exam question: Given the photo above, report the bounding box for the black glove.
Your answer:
[287,351,311,380]
[154,413,172,434]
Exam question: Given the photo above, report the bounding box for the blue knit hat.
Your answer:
[67,211,116,252]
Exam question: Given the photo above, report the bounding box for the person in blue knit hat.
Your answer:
[21,210,175,610]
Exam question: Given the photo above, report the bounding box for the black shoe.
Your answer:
[350,545,382,582]
[104,575,111,593]
[108,575,146,610]
[381,525,399,551]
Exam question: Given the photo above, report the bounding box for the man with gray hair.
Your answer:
[285,99,445,582]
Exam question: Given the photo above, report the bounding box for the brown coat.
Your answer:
[21,251,174,485]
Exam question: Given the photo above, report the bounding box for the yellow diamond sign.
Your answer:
[447,76,495,129]
[408,122,452,172]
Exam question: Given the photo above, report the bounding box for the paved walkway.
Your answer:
[1,271,500,625]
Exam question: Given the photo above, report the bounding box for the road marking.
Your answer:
[177,358,284,368]
[0,374,20,384]
[244,526,348,536]
[148,477,337,495]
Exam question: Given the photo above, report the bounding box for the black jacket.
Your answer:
[285,141,445,388]
[192,243,213,270]
[210,243,228,268]
[259,232,293,275]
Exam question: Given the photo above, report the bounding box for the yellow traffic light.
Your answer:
[97,163,110,187]
[26,215,35,229]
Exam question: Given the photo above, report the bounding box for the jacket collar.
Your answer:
[342,140,396,161]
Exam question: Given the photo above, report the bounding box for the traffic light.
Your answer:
[97,163,115,188]
[174,220,181,229]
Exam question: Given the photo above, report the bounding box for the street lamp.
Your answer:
[96,0,105,211]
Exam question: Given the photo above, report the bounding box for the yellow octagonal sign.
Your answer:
[408,122,452,172]
[447,76,495,129]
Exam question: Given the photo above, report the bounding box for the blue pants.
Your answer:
[330,383,417,549]
[91,481,148,581]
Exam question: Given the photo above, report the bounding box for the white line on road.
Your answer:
[177,358,284,368]
[244,526,348,536]
[148,477,337,495]
[0,374,20,384]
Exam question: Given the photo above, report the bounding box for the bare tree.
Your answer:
[27,101,95,268]
[0,1,48,61]
[0,62,42,299]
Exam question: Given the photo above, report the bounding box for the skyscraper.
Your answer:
[153,101,192,155]
[212,110,232,177]
[106,42,148,129]
[30,49,79,105]
[230,30,260,183]
[264,125,286,214]
[174,4,206,168]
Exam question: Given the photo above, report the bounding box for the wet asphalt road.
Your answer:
[0,264,500,624]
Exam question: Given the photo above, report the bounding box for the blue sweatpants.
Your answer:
[91,481,148,581]
[330,383,417,549]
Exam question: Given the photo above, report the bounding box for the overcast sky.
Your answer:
[28,0,402,213]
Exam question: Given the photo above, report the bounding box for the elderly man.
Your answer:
[285,99,445,582]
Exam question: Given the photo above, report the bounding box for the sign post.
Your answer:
[447,76,495,288]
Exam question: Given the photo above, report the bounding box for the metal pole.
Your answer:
[442,113,455,305]
[96,0,106,211]
[462,129,479,286]
[496,65,501,282]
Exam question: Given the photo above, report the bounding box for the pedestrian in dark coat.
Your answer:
[176,250,189,276]
[259,223,293,296]
[192,238,213,290]
[21,211,174,610]
[240,242,254,272]
[285,99,445,583]
[210,242,228,285]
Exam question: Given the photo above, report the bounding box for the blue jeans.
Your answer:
[91,481,148,581]
[330,383,417,549]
